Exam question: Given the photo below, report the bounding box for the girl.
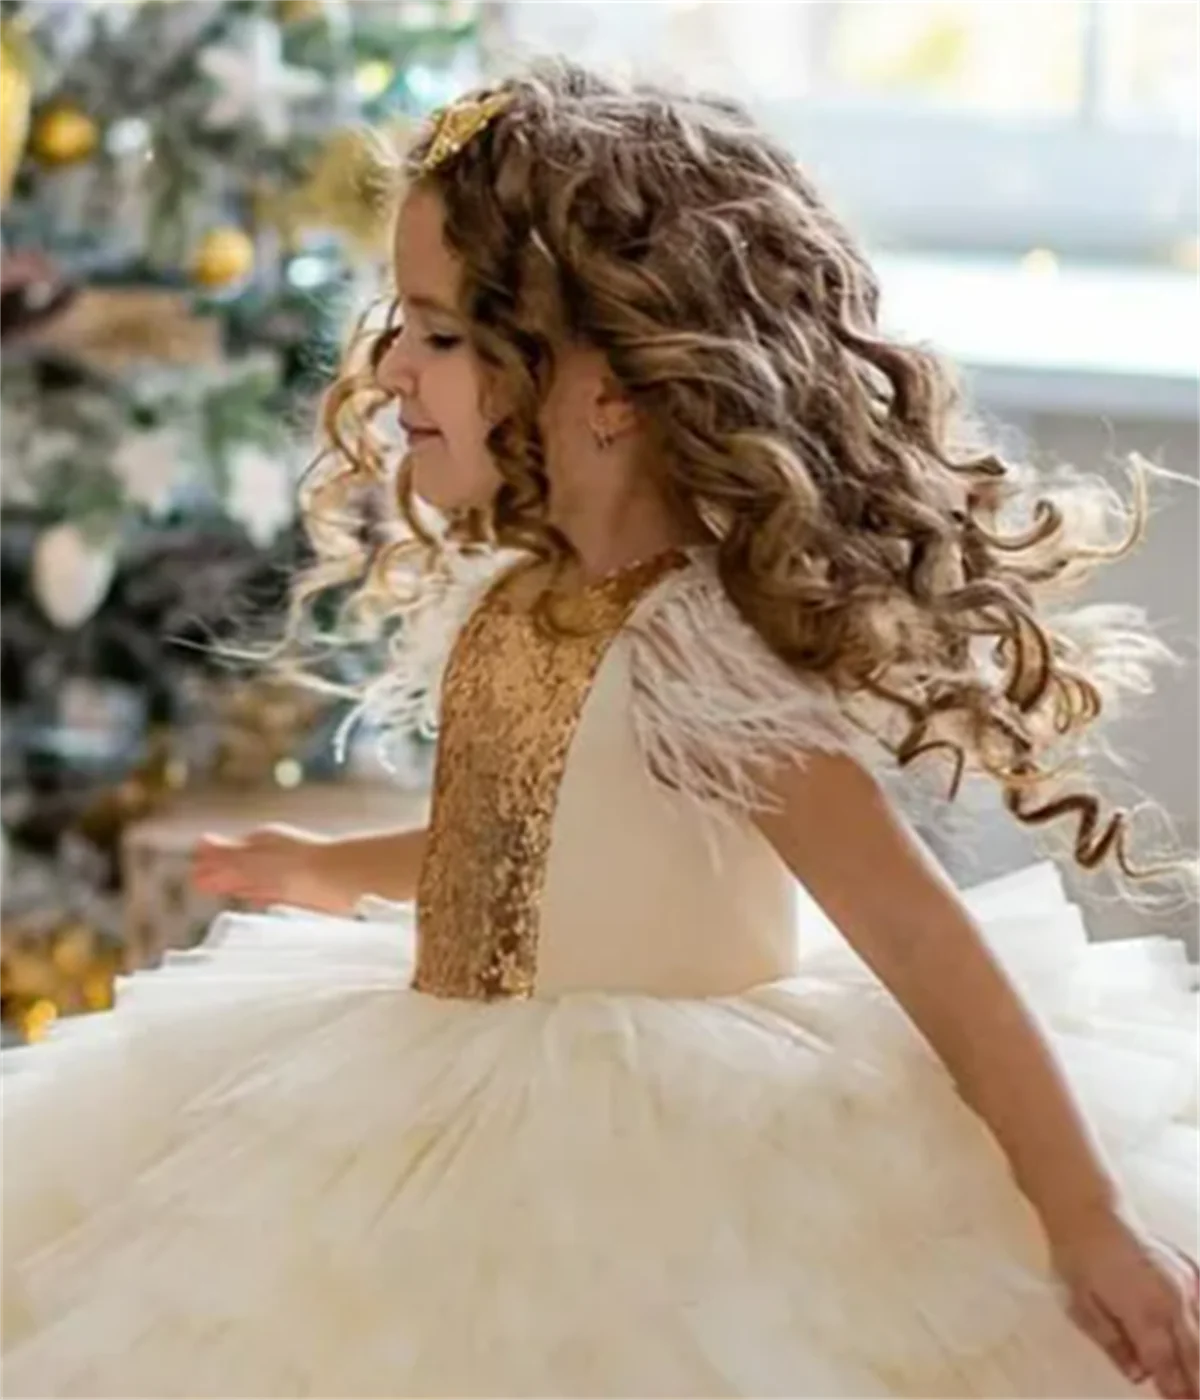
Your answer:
[4,62,1198,1400]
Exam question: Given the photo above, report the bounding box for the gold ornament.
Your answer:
[1,917,122,1043]
[208,677,324,789]
[1,939,58,1000]
[0,19,33,204]
[420,89,512,175]
[207,677,326,787]
[30,101,99,167]
[192,225,256,289]
[354,60,393,101]
[83,970,116,1013]
[76,729,185,854]
[277,0,324,21]
[0,732,183,1043]
[19,999,58,1045]
[50,923,97,978]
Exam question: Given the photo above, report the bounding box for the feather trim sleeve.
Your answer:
[624,554,885,821]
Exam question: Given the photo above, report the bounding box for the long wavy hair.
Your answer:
[289,60,1192,896]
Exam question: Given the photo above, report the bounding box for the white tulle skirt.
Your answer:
[2,863,1197,1398]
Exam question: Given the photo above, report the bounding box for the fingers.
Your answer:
[1172,1310,1200,1400]
[1168,1252,1200,1400]
[1126,1305,1194,1400]
[1068,1292,1146,1385]
[1074,1244,1199,1400]
[192,832,292,907]
[191,834,249,898]
[1064,1237,1192,1400]
[192,863,264,903]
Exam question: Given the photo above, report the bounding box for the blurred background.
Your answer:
[1,0,1196,1041]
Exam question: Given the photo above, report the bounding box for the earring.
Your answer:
[592,424,614,451]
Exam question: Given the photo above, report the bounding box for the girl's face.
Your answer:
[377,188,640,525]
[375,189,501,514]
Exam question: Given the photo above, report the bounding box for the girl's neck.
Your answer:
[549,454,707,585]
[564,519,690,585]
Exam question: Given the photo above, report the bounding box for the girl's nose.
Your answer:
[374,326,414,397]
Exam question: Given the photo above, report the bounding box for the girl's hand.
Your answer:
[192,825,348,915]
[1052,1206,1199,1399]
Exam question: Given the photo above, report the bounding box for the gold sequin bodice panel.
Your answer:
[414,556,800,1002]
[415,557,684,999]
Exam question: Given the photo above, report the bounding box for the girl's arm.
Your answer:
[755,749,1117,1238]
[193,824,428,915]
[754,749,1198,1399]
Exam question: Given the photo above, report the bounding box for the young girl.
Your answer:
[4,62,1198,1400]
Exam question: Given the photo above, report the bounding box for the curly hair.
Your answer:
[292,59,1192,896]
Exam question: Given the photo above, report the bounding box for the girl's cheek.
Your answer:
[478,364,515,425]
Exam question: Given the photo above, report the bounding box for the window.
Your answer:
[495,0,1198,261]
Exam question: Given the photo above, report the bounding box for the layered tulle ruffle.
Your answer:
[2,864,1196,1397]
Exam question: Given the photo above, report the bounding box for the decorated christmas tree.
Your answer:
[0,0,482,1024]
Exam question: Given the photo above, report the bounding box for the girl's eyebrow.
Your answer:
[402,293,459,317]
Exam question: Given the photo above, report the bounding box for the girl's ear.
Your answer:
[593,370,638,442]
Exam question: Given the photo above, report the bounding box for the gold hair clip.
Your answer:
[420,89,512,174]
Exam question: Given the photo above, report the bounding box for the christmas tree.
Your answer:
[0,0,481,1009]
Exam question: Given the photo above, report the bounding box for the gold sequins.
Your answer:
[414,554,686,1001]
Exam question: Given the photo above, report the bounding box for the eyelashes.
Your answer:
[372,324,462,366]
[370,322,402,374]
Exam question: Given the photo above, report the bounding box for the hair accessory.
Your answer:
[419,89,512,175]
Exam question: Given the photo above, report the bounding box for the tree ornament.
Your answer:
[112,426,182,516]
[0,19,33,204]
[192,225,256,289]
[29,101,99,168]
[225,442,295,546]
[75,729,186,855]
[277,0,324,23]
[198,18,324,146]
[1,916,123,1043]
[207,677,327,787]
[32,523,117,630]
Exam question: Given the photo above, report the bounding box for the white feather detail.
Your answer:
[333,546,516,770]
[625,554,884,822]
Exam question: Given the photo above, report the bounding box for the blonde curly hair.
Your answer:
[291,60,1192,894]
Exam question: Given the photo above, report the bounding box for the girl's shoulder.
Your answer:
[345,542,905,825]
[620,548,877,819]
